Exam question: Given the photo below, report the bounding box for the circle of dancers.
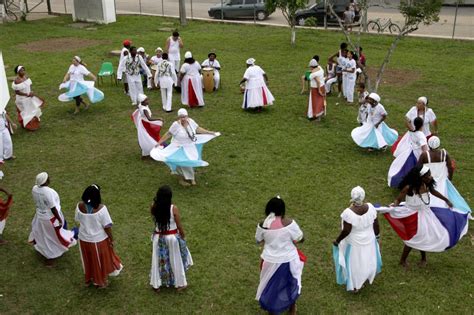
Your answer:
[0,30,471,315]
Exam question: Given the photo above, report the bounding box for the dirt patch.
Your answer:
[365,66,421,87]
[17,38,107,52]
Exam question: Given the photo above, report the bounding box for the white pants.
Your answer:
[127,76,144,105]
[161,87,173,111]
[177,166,194,180]
[214,71,220,89]
[325,77,337,93]
[0,219,5,234]
[344,76,356,103]
[0,129,13,162]
[342,74,348,98]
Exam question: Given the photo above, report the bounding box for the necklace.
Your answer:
[183,121,197,142]
[419,184,430,205]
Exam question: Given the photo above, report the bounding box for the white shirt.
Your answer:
[243,65,266,89]
[168,37,181,61]
[32,185,61,219]
[405,106,437,136]
[341,204,377,246]
[368,103,387,125]
[201,59,221,72]
[138,104,152,119]
[309,67,325,88]
[410,130,427,151]
[180,62,201,76]
[345,59,357,79]
[155,205,178,232]
[0,111,7,131]
[169,118,199,145]
[75,204,113,243]
[117,55,151,79]
[68,64,90,82]
[150,55,163,65]
[255,220,303,263]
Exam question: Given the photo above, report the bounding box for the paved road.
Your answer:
[31,0,474,39]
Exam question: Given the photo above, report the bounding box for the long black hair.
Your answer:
[413,117,423,131]
[265,197,286,217]
[398,165,435,194]
[151,185,173,232]
[82,184,101,209]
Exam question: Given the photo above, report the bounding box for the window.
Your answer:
[230,0,244,4]
[246,0,258,4]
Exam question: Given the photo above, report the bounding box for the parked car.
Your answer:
[295,0,360,26]
[208,0,274,21]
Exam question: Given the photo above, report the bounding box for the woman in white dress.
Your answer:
[165,31,183,77]
[153,108,219,186]
[255,197,304,315]
[342,51,357,103]
[332,186,381,292]
[150,185,193,292]
[388,117,429,187]
[240,58,275,111]
[28,172,77,266]
[11,65,44,131]
[132,94,163,158]
[180,51,204,107]
[75,185,122,288]
[307,58,326,121]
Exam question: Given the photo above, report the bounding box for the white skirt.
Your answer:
[181,74,204,107]
[242,85,275,109]
[351,122,398,149]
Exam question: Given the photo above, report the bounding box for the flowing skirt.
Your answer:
[181,75,204,107]
[131,110,162,156]
[150,233,193,289]
[256,258,304,313]
[242,85,274,109]
[307,87,326,119]
[387,147,423,188]
[58,81,104,104]
[15,95,43,130]
[351,122,398,149]
[79,238,123,286]
[332,240,382,291]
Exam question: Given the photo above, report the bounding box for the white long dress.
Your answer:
[180,62,204,107]
[28,185,77,259]
[150,205,193,289]
[132,105,163,156]
[242,65,275,109]
[333,204,382,291]
[11,78,43,127]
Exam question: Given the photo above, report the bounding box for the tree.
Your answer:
[179,0,187,26]
[266,0,309,46]
[328,0,443,91]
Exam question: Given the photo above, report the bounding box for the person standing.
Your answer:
[0,109,15,164]
[118,47,152,106]
[180,51,204,107]
[240,58,275,111]
[201,52,221,90]
[155,53,177,112]
[342,51,357,104]
[28,172,77,266]
[307,59,326,121]
[165,31,184,78]
[75,184,123,288]
[255,196,305,315]
[12,65,44,131]
[356,82,369,125]
[0,187,13,245]
[132,94,163,158]
[150,185,193,292]
[333,186,382,292]
[119,39,132,95]
[137,47,152,89]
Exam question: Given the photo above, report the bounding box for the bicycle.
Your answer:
[367,18,401,34]
[2,0,19,21]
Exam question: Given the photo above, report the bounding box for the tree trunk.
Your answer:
[291,25,296,47]
[374,32,403,92]
[179,0,187,26]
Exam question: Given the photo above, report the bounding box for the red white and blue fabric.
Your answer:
[351,122,398,149]
[131,108,162,156]
[58,80,104,103]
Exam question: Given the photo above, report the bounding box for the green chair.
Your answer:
[97,62,117,86]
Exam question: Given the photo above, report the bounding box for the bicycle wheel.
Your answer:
[389,23,401,34]
[367,21,380,33]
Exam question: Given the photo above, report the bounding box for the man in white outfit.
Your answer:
[0,110,15,164]
[165,31,183,81]
[118,39,131,95]
[201,52,221,90]
[118,46,152,106]
[155,53,177,112]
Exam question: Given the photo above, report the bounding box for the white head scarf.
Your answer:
[350,186,365,206]
[73,56,81,63]
[16,65,24,73]
[246,58,256,65]
[418,96,428,106]
[36,172,48,186]
[309,59,318,67]
[428,136,440,149]
[137,93,147,104]
[155,47,163,52]
[184,51,192,59]
[368,93,380,103]
[420,165,430,176]
[177,108,188,117]
[137,47,145,53]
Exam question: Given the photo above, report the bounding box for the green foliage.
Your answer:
[399,0,443,27]
[266,0,309,26]
[304,16,317,27]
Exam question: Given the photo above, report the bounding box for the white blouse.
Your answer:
[32,185,61,219]
[75,205,113,243]
[340,204,377,246]
[309,67,325,88]
[368,103,387,125]
[410,130,428,151]
[168,118,199,145]
[12,78,32,99]
[255,220,303,263]
[243,65,266,89]
[68,64,90,82]
[138,104,152,119]
[406,106,437,136]
[180,62,201,76]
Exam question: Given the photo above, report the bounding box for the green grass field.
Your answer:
[0,15,473,313]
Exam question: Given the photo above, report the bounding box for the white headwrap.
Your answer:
[73,56,81,63]
[309,59,318,67]
[428,136,440,149]
[17,65,24,73]
[420,165,430,176]
[368,93,380,103]
[137,93,147,104]
[418,96,428,106]
[155,47,163,52]
[184,51,192,59]
[177,108,188,117]
[36,172,48,186]
[137,47,145,53]
[246,58,256,65]
[350,186,365,206]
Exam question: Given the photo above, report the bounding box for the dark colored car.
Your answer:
[208,0,274,21]
[295,0,360,26]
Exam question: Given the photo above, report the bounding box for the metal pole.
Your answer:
[63,0,66,14]
[190,0,193,19]
[139,0,142,15]
[179,0,187,25]
[324,0,327,29]
[1,1,6,23]
[220,0,223,21]
[161,0,164,16]
[46,0,51,14]
[452,1,459,39]
[254,4,256,24]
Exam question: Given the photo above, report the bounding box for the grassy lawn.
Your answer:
[0,15,473,313]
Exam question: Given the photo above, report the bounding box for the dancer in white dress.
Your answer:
[201,52,221,90]
[307,59,326,121]
[12,65,44,131]
[342,51,357,103]
[180,51,204,107]
[0,109,15,164]
[28,172,77,266]
[333,186,382,292]
[155,53,177,112]
[150,185,193,292]
[118,46,152,106]
[240,58,275,110]
[165,31,183,77]
[132,94,163,158]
